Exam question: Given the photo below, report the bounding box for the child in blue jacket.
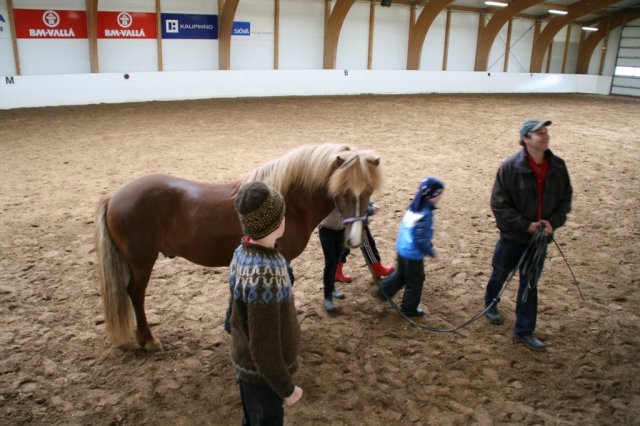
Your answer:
[374,177,444,316]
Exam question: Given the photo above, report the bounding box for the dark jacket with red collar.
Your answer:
[491,148,573,244]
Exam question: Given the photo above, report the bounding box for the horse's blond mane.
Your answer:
[242,143,382,196]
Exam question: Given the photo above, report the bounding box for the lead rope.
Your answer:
[367,225,583,333]
[550,235,585,301]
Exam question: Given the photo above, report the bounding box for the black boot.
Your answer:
[484,305,503,325]
[513,334,545,351]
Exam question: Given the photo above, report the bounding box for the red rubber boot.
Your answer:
[335,262,353,283]
[371,262,395,279]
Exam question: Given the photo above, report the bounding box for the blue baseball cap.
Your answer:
[520,119,552,138]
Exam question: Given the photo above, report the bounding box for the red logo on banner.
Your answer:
[98,11,156,39]
[14,9,88,39]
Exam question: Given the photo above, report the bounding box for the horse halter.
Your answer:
[333,196,367,225]
[331,154,369,225]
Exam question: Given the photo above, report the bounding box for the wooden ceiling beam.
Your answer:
[576,9,640,74]
[530,0,620,73]
[406,0,457,69]
[474,0,541,71]
[218,0,240,70]
[324,0,357,69]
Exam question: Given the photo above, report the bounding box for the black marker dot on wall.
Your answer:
[124,74,130,80]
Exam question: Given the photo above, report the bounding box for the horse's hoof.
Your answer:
[144,339,163,352]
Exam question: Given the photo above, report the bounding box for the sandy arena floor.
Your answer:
[0,93,638,425]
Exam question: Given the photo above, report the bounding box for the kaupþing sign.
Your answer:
[161,13,218,39]
[12,9,250,40]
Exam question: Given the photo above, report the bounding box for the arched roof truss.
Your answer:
[407,0,457,70]
[575,10,640,74]
[323,0,358,69]
[218,0,240,70]
[474,0,541,71]
[530,0,620,73]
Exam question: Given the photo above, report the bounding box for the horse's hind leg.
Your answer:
[128,262,163,352]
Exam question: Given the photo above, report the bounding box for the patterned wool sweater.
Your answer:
[228,241,300,398]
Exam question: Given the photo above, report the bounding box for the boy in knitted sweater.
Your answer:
[229,181,303,425]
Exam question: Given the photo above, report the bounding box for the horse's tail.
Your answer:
[95,197,135,346]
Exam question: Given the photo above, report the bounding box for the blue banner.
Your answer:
[161,13,217,39]
[232,21,250,36]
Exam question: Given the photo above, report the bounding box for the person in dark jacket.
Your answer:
[229,181,302,425]
[484,119,572,352]
[374,177,444,317]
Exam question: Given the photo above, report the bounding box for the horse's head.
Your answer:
[329,148,382,248]
[241,143,382,251]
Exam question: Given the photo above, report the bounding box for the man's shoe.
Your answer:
[484,306,503,325]
[402,307,425,317]
[332,289,345,299]
[513,334,545,351]
[323,298,338,312]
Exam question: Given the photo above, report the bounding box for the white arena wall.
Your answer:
[0,0,626,109]
[1,70,612,110]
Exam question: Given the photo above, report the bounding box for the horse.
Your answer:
[95,143,383,351]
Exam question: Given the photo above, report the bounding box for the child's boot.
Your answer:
[335,262,353,283]
[371,262,395,278]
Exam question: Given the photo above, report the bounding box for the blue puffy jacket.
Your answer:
[396,203,436,260]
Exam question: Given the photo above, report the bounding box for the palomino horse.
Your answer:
[96,143,382,351]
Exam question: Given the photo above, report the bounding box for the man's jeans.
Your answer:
[484,237,547,336]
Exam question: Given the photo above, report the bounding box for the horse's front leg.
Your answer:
[127,262,163,352]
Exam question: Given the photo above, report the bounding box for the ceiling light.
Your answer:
[485,1,509,6]
[548,9,568,15]
[582,26,598,32]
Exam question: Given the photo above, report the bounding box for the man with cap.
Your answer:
[227,181,302,424]
[483,119,573,351]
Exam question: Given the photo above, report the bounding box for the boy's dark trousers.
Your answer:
[238,379,284,426]
[379,254,425,313]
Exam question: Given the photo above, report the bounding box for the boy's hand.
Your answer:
[284,386,303,407]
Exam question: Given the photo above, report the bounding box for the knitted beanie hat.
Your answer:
[235,181,285,240]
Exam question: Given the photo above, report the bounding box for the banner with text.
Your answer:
[14,9,87,39]
[161,13,217,39]
[232,21,250,36]
[160,14,251,39]
[98,11,156,39]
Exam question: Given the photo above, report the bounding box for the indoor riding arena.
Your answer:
[1,1,639,425]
